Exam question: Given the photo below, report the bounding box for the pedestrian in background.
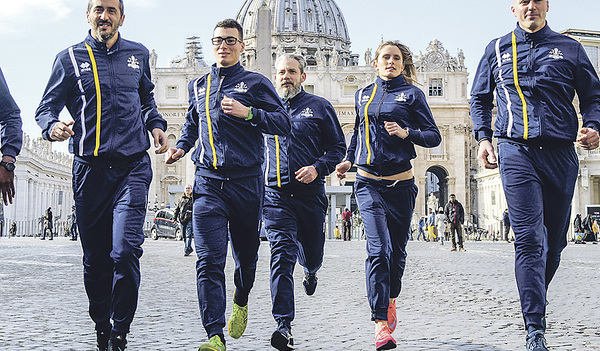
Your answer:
[435,207,446,246]
[334,226,341,240]
[0,67,23,206]
[165,19,290,351]
[417,216,427,241]
[573,214,584,242]
[35,0,168,349]
[341,207,352,241]
[69,205,78,241]
[41,207,53,240]
[264,53,345,350]
[427,208,436,241]
[336,40,441,351]
[503,209,511,243]
[444,194,465,251]
[470,0,600,348]
[173,184,194,256]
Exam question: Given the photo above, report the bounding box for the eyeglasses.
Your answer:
[211,36,242,46]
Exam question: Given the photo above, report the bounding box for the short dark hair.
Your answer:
[88,0,124,16]
[214,19,244,40]
[450,194,456,197]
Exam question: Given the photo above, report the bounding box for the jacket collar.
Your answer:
[285,88,307,105]
[210,62,244,78]
[514,21,553,42]
[85,30,122,54]
[375,74,407,90]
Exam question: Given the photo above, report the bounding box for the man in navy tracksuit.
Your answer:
[0,67,23,206]
[166,19,290,351]
[264,54,345,350]
[35,1,168,350]
[470,1,600,350]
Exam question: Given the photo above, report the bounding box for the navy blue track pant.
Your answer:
[193,175,263,338]
[73,154,151,334]
[355,176,417,321]
[498,141,578,329]
[263,189,327,324]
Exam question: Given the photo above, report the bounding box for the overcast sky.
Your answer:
[1,0,599,153]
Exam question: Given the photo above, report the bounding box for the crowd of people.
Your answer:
[0,1,597,351]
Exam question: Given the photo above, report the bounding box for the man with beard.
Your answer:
[35,1,168,350]
[263,54,345,350]
[471,0,600,349]
[166,19,290,351]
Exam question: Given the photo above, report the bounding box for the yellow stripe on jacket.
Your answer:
[85,43,102,156]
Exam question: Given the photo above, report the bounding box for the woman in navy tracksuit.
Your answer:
[336,41,441,351]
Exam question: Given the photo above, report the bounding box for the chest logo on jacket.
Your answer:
[234,82,248,93]
[301,107,314,118]
[548,48,563,60]
[502,52,512,63]
[80,62,91,73]
[395,92,408,102]
[361,94,370,103]
[127,55,140,70]
[197,87,206,97]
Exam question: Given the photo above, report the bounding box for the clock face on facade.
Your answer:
[428,52,444,67]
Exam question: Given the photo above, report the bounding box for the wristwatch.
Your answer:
[0,161,15,172]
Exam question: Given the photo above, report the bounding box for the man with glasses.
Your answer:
[471,1,600,349]
[166,19,290,351]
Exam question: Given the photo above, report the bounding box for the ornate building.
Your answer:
[3,134,74,236]
[148,0,473,237]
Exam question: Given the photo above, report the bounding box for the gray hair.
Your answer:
[88,0,124,16]
[275,54,307,74]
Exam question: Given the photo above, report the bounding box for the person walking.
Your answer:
[42,207,53,240]
[0,67,23,207]
[503,209,511,243]
[573,214,584,242]
[173,184,194,256]
[35,1,168,349]
[165,19,290,351]
[470,0,600,349]
[444,194,465,252]
[264,53,345,350]
[417,216,427,241]
[70,205,78,241]
[435,207,446,246]
[427,208,436,241]
[336,40,441,351]
[341,207,352,241]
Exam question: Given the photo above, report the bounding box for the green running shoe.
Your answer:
[198,335,225,351]
[228,303,248,339]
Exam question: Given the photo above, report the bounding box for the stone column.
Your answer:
[255,2,272,77]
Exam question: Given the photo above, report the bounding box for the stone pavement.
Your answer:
[0,237,599,350]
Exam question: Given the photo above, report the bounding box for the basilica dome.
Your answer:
[236,0,357,67]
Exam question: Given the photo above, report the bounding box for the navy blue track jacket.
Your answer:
[264,89,346,192]
[471,23,600,144]
[0,67,23,158]
[346,75,441,177]
[177,62,290,180]
[35,32,167,160]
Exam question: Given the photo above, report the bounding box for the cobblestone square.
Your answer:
[0,237,598,350]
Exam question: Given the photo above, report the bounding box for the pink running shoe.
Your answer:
[387,299,397,333]
[375,323,396,350]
